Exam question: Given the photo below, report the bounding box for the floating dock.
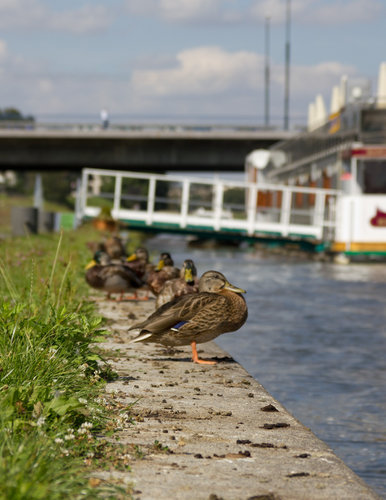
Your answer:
[93,298,381,500]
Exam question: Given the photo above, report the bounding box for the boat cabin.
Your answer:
[246,69,386,256]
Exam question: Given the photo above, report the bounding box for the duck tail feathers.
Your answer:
[129,332,153,344]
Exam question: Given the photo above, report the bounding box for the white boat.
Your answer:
[246,64,386,258]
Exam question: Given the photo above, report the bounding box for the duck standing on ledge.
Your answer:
[155,259,199,309]
[85,250,144,300]
[129,270,247,364]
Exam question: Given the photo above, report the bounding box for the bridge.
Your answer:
[78,168,339,250]
[0,122,294,173]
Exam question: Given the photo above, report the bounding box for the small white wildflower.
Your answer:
[78,397,87,405]
[60,448,70,456]
[64,434,75,441]
[36,416,46,427]
[54,438,64,444]
[48,347,57,360]
[77,428,87,435]
[86,452,95,458]
[95,397,108,405]
[81,422,93,429]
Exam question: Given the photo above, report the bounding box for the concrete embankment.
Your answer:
[93,297,381,500]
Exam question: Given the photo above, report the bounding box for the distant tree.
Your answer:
[0,107,35,121]
[42,171,78,208]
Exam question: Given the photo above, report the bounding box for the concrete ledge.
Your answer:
[94,298,380,500]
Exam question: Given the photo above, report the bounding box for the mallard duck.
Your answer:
[155,259,199,309]
[129,270,247,364]
[126,247,154,279]
[85,250,144,300]
[147,252,180,296]
[103,235,126,260]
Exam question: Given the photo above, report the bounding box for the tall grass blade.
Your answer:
[48,230,63,291]
[56,256,72,310]
[29,258,36,304]
[0,258,18,301]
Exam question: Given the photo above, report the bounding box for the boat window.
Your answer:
[363,161,386,194]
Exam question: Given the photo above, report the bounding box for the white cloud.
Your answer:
[125,0,242,22]
[0,0,113,33]
[50,5,114,34]
[306,0,383,24]
[0,38,360,125]
[249,0,383,24]
[159,0,221,21]
[0,0,45,29]
[126,0,383,25]
[290,61,356,94]
[131,46,264,96]
[249,0,311,24]
[128,46,360,122]
[130,45,355,100]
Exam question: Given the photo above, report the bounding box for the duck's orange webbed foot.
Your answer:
[191,341,217,365]
[122,294,139,301]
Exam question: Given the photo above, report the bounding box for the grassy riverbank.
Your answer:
[0,226,143,499]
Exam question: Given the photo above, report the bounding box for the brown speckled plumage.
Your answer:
[125,247,154,279]
[129,270,247,349]
[85,251,143,299]
[155,259,199,309]
[103,236,126,260]
[147,252,180,295]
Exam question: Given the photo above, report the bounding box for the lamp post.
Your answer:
[264,16,270,128]
[284,0,291,130]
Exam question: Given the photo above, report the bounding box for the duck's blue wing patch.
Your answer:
[171,320,187,332]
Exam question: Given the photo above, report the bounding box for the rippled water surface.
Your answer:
[147,235,386,498]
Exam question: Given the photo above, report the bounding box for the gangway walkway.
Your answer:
[79,168,340,245]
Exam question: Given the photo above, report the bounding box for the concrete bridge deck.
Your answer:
[0,125,293,172]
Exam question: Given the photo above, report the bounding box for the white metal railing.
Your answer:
[79,168,341,240]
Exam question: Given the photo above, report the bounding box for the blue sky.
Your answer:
[0,0,385,127]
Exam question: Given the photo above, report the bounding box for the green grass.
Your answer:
[0,224,145,499]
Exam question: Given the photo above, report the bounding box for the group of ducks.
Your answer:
[85,235,248,364]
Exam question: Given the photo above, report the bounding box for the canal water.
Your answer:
[146,235,386,498]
